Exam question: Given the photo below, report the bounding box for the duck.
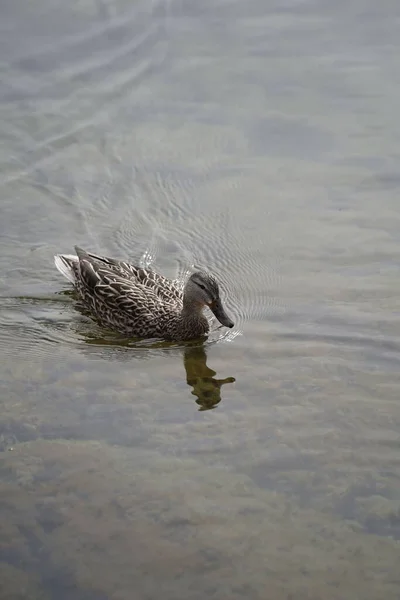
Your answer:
[54,246,234,341]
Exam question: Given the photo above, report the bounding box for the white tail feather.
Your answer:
[54,254,78,284]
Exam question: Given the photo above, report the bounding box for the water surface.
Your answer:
[1,0,400,599]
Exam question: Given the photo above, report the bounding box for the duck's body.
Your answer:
[54,246,234,341]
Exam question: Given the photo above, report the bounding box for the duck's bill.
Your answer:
[209,299,234,328]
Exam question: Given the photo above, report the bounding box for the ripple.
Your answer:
[104,168,285,337]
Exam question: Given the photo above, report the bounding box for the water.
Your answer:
[1,0,400,598]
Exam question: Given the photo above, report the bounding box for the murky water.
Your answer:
[1,0,400,598]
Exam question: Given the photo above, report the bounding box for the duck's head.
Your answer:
[183,271,234,329]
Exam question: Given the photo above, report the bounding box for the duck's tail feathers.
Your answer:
[54,254,78,284]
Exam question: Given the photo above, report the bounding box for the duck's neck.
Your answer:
[181,299,209,333]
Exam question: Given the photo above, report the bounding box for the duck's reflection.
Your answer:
[183,346,235,411]
[63,317,235,410]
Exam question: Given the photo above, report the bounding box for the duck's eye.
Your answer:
[199,284,206,290]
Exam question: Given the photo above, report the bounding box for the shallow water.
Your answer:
[1,0,400,598]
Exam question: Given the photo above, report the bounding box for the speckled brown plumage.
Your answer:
[54,246,234,341]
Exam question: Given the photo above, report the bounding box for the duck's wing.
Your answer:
[84,250,140,278]
[75,247,164,319]
[80,248,183,304]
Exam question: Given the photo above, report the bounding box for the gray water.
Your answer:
[1,0,400,598]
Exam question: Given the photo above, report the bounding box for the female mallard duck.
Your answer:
[54,246,234,340]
